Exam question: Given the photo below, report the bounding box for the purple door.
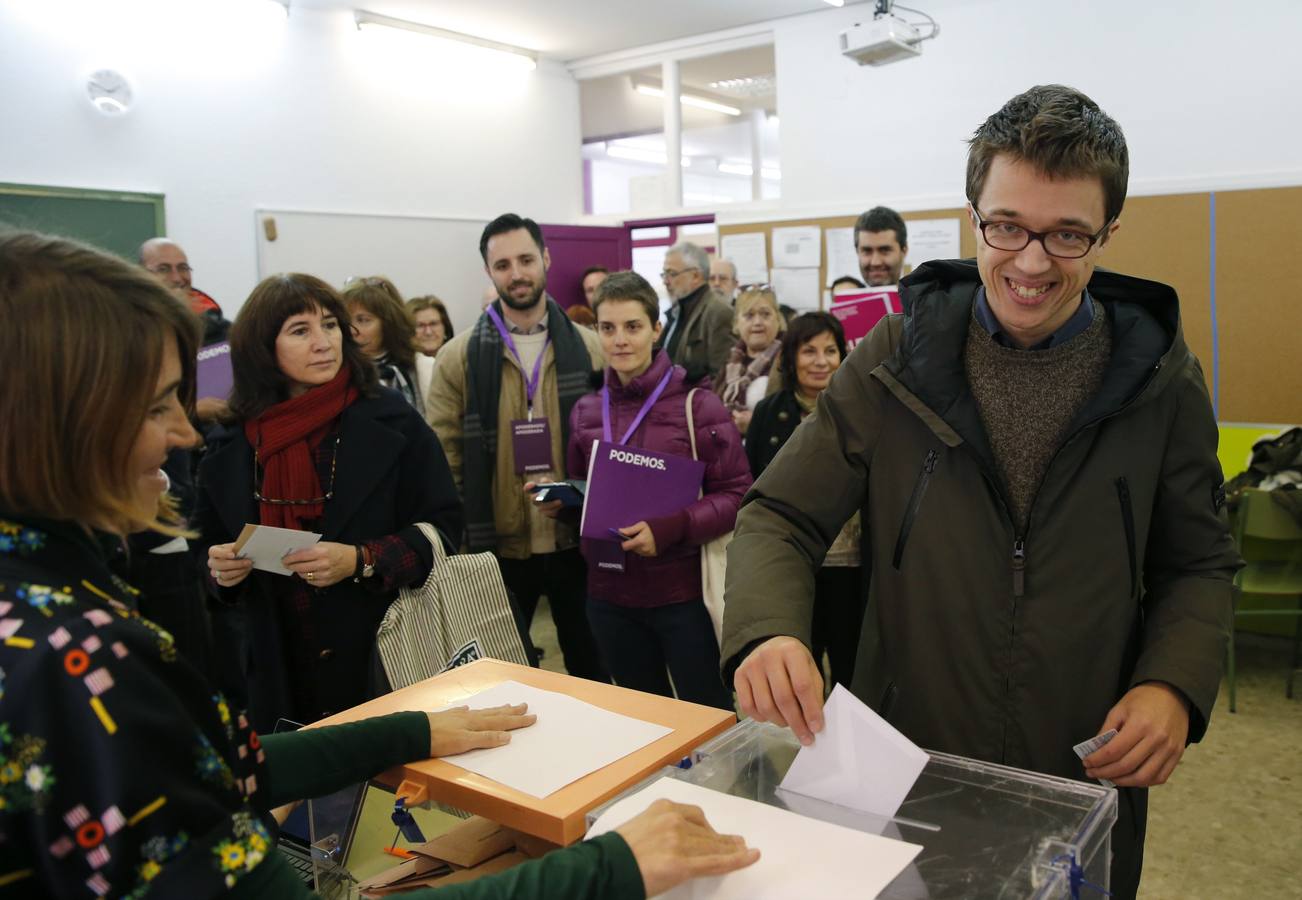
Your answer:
[539,225,632,309]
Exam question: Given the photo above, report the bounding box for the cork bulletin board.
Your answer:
[719,187,1301,424]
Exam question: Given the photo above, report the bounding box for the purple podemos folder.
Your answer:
[580,440,705,541]
[196,341,234,400]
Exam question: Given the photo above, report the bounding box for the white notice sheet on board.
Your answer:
[719,232,769,285]
[588,778,923,900]
[825,226,857,286]
[904,218,962,272]
[770,267,822,312]
[436,680,672,798]
[771,225,822,268]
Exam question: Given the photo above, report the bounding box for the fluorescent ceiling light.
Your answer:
[633,82,741,116]
[354,10,537,71]
[822,0,846,6]
[605,144,689,167]
[718,162,782,181]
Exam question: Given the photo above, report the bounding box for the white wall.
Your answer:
[0,0,584,317]
[772,0,1302,212]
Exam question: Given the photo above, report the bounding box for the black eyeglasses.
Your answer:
[971,204,1112,260]
[660,267,699,280]
[253,436,339,505]
[148,263,193,276]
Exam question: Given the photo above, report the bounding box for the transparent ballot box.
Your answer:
[587,719,1118,899]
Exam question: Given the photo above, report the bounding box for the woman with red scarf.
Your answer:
[198,274,462,731]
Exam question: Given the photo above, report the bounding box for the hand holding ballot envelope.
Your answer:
[734,635,827,746]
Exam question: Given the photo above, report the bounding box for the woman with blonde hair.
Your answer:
[342,275,421,409]
[712,285,784,435]
[0,230,758,899]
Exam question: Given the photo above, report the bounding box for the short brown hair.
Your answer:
[967,84,1129,224]
[229,274,377,420]
[0,230,200,532]
[407,294,454,341]
[592,271,660,325]
[342,276,416,370]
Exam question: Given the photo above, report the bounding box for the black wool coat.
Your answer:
[196,388,462,731]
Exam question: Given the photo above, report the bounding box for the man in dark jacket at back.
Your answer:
[721,84,1240,900]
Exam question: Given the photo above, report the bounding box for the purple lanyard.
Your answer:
[602,367,674,446]
[485,305,549,416]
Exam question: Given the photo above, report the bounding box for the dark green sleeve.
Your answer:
[410,833,645,900]
[260,711,429,807]
[228,832,645,900]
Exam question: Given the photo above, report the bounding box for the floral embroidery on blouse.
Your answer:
[213,811,272,888]
[14,582,76,616]
[195,732,236,791]
[122,831,191,899]
[0,723,54,814]
[214,693,234,742]
[0,520,44,556]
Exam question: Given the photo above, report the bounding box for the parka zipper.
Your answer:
[892,449,938,569]
[1011,539,1026,597]
[1115,476,1138,598]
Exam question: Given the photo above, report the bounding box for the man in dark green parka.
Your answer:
[721,85,1240,900]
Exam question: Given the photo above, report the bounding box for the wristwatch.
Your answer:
[354,544,376,582]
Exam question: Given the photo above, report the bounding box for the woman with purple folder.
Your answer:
[540,271,751,711]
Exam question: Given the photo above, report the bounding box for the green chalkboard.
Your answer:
[0,182,166,261]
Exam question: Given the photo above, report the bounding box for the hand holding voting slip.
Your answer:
[232,524,322,576]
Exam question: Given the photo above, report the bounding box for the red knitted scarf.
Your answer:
[245,367,357,530]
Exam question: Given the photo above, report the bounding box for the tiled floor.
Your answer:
[530,601,1302,898]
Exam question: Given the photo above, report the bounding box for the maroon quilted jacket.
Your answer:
[566,350,752,607]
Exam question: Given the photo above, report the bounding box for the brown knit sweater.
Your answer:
[964,300,1111,533]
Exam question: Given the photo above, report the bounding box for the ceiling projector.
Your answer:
[840,3,938,67]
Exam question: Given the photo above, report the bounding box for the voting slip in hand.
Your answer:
[1072,729,1118,788]
[232,524,322,577]
[578,440,704,542]
[779,684,929,820]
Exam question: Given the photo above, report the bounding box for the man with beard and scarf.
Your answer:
[426,213,610,682]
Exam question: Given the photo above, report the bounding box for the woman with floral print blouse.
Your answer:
[0,232,757,899]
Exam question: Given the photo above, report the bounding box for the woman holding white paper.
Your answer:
[549,271,751,710]
[198,274,462,731]
[0,231,759,900]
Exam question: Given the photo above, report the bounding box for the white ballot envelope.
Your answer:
[233,524,322,576]
[779,684,929,819]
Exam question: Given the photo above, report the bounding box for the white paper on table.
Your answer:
[587,777,922,900]
[769,266,822,312]
[232,524,322,576]
[825,226,858,286]
[903,217,962,272]
[436,680,672,798]
[779,684,929,819]
[719,232,768,285]
[771,225,822,268]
